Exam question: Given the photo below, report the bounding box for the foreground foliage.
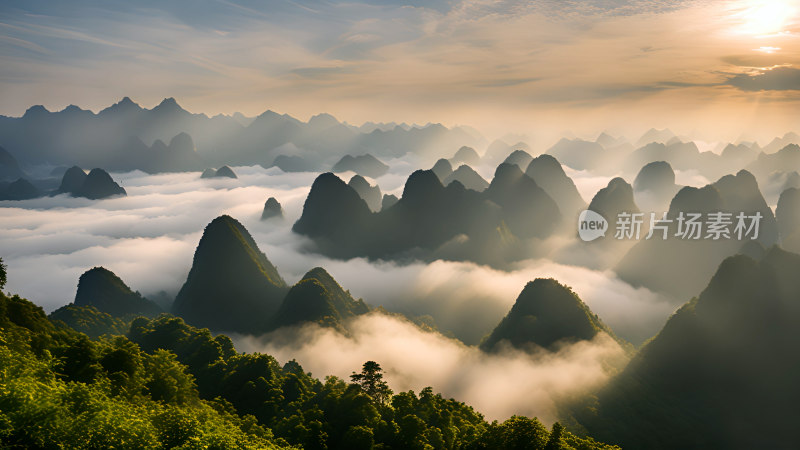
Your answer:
[0,289,617,449]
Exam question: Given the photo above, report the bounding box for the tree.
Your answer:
[343,425,374,450]
[472,416,549,449]
[145,349,198,404]
[350,361,393,405]
[0,257,6,290]
[545,422,564,450]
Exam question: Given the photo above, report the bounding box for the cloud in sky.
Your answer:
[726,66,800,91]
[2,0,800,140]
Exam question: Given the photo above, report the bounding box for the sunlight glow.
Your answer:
[736,0,796,36]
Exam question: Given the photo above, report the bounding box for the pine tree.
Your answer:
[350,360,393,405]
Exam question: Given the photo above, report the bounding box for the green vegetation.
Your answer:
[0,292,283,449]
[575,247,800,449]
[0,267,617,449]
[0,256,6,290]
[480,279,628,352]
[172,215,288,333]
[73,266,162,318]
[271,267,370,332]
[350,361,392,406]
[49,304,130,338]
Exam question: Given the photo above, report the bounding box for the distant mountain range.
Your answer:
[615,169,778,300]
[294,167,539,265]
[540,130,800,188]
[0,97,484,173]
[292,156,587,265]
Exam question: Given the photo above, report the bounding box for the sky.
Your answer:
[2,0,800,140]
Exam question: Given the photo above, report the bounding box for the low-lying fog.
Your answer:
[1,161,688,422]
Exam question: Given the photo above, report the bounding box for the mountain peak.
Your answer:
[99,96,143,115]
[431,158,453,181]
[61,104,90,114]
[481,278,621,352]
[301,266,338,286]
[527,153,562,173]
[23,105,49,118]
[526,154,586,220]
[331,154,389,178]
[159,96,178,106]
[443,164,489,192]
[487,163,530,197]
[633,161,675,193]
[452,146,481,165]
[75,168,126,199]
[261,197,284,220]
[588,177,638,220]
[152,97,187,114]
[502,149,533,170]
[486,163,562,239]
[308,112,340,129]
[173,215,288,333]
[57,166,87,195]
[271,266,369,332]
[74,266,161,317]
[348,174,382,211]
[293,173,373,256]
[401,169,444,203]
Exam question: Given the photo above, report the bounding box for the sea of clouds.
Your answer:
[0,162,688,422]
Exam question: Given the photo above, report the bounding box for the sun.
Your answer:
[735,0,796,36]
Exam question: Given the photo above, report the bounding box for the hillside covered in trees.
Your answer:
[0,260,617,449]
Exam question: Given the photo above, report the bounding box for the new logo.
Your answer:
[578,210,608,241]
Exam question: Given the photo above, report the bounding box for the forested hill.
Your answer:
[0,269,617,449]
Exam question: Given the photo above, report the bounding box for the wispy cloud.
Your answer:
[1,0,800,139]
[290,66,353,79]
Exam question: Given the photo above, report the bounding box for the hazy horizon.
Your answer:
[2,0,800,142]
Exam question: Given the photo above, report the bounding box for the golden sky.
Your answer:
[2,0,800,142]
